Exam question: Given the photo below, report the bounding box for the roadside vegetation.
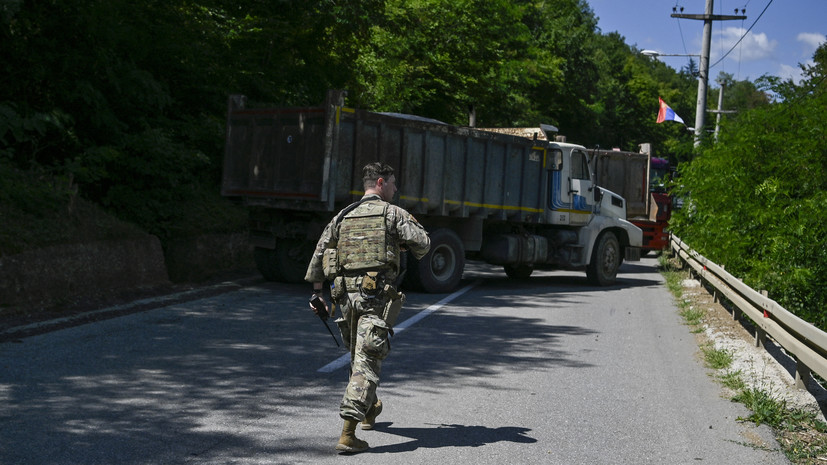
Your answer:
[659,253,827,464]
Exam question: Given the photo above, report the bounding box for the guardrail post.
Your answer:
[796,360,811,390]
[753,290,768,347]
[755,328,766,348]
[713,264,723,304]
[729,300,740,321]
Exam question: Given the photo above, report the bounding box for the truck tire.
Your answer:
[504,265,533,280]
[586,232,620,286]
[276,238,313,283]
[254,247,284,281]
[409,228,465,293]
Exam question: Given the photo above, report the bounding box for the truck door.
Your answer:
[548,147,595,225]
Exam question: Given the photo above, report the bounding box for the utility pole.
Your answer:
[712,78,738,141]
[672,0,745,147]
[714,81,725,141]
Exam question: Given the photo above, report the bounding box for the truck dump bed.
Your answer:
[592,149,651,219]
[222,92,549,223]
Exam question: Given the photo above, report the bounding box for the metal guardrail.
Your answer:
[670,235,827,389]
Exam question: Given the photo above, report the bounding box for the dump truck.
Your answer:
[221,90,642,293]
[591,148,672,253]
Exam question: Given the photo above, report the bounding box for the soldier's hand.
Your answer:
[309,294,330,320]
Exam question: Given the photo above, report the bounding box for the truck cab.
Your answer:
[536,141,642,284]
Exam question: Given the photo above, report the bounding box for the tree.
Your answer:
[353,0,540,125]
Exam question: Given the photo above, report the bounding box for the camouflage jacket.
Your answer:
[305,194,430,284]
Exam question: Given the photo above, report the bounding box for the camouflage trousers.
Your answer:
[338,290,392,422]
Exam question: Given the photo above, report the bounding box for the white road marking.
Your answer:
[317,281,480,373]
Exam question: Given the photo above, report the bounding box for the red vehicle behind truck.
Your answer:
[591,148,672,253]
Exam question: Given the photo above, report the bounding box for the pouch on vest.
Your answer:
[382,286,405,327]
[322,248,338,280]
[330,276,346,301]
[359,271,382,296]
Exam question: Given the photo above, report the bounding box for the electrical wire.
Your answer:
[673,1,690,55]
[709,0,774,69]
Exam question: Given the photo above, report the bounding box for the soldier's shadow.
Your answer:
[366,422,537,453]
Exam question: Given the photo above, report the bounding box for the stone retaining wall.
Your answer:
[0,233,253,312]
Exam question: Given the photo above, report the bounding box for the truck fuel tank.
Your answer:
[481,234,548,266]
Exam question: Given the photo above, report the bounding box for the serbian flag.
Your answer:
[656,97,685,124]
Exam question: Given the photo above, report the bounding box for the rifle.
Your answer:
[310,294,340,347]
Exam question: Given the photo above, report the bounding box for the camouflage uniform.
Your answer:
[305,193,430,422]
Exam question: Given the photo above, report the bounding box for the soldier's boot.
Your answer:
[335,419,369,453]
[361,399,383,430]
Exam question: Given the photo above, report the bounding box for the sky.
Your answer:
[587,0,826,86]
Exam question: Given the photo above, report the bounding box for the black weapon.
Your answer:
[310,295,340,347]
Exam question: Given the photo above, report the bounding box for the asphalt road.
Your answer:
[0,258,790,464]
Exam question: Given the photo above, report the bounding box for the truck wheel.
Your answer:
[276,238,313,283]
[504,265,533,280]
[254,246,284,282]
[586,232,620,286]
[411,228,465,293]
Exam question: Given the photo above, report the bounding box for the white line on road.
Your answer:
[317,280,480,373]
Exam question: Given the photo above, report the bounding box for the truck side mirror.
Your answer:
[594,186,603,202]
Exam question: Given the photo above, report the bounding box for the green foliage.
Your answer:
[353,0,541,125]
[701,343,733,370]
[718,370,746,391]
[671,43,827,330]
[732,387,824,434]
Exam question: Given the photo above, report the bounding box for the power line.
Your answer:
[709,0,774,69]
[673,1,691,55]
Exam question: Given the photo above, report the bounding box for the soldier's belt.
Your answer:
[341,273,398,298]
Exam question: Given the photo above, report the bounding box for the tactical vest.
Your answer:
[337,200,398,274]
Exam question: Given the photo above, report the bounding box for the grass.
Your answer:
[719,370,746,391]
[680,307,705,327]
[701,343,734,370]
[659,255,707,330]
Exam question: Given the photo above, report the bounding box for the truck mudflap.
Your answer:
[625,247,642,262]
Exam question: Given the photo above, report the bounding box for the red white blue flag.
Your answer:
[656,97,685,124]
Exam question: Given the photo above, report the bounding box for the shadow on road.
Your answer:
[367,421,537,453]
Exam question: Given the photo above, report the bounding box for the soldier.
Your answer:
[305,162,431,453]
